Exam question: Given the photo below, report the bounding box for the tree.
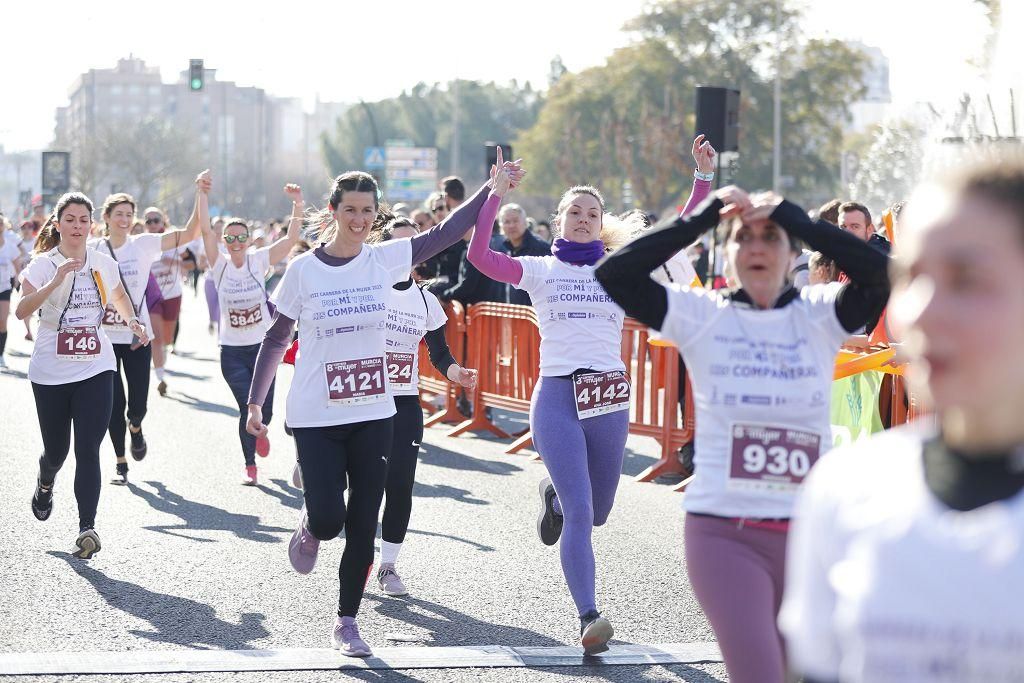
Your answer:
[516,0,869,212]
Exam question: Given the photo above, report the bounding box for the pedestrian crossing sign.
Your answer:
[364,147,386,169]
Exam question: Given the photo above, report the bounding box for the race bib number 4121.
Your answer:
[325,356,387,406]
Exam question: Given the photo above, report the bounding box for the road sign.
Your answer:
[384,145,438,204]
[364,147,386,169]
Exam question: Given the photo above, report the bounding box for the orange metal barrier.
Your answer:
[447,303,541,441]
[417,300,469,427]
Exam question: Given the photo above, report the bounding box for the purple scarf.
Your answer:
[552,238,605,266]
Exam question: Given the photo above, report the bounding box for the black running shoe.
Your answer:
[129,426,147,461]
[111,462,129,485]
[31,479,53,521]
[536,477,563,546]
[580,610,613,655]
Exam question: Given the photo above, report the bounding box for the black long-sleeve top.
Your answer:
[594,196,891,334]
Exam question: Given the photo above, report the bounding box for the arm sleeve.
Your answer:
[409,181,491,264]
[466,192,523,284]
[680,178,713,217]
[247,312,295,405]
[423,326,457,377]
[594,196,724,330]
[769,200,891,334]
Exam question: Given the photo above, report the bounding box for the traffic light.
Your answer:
[485,142,512,177]
[189,59,204,91]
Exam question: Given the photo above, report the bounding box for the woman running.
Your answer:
[245,165,521,656]
[0,220,27,370]
[465,149,641,654]
[146,206,187,395]
[780,157,1024,683]
[593,187,890,683]
[201,183,302,485]
[16,192,151,558]
[90,176,206,484]
[373,216,478,597]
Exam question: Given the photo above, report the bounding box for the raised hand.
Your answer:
[491,148,514,197]
[714,185,752,219]
[196,169,213,194]
[284,183,303,204]
[692,134,717,174]
[740,191,784,223]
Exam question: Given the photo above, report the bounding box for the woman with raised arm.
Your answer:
[88,174,207,484]
[201,183,302,485]
[17,192,151,559]
[245,165,522,657]
[592,186,890,683]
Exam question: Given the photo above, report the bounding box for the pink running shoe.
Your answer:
[255,435,270,458]
[288,507,319,574]
[242,466,258,486]
[333,616,372,657]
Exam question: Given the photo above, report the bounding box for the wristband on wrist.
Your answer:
[694,170,715,182]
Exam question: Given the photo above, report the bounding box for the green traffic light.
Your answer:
[190,78,203,91]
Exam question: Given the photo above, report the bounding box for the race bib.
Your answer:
[325,356,387,406]
[386,352,416,389]
[56,326,101,361]
[228,304,263,329]
[101,305,128,330]
[728,423,821,494]
[574,370,630,420]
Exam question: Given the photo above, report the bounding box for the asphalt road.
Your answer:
[0,290,727,682]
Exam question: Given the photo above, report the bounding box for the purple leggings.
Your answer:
[684,513,788,683]
[529,375,629,617]
[204,276,219,325]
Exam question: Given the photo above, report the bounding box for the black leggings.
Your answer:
[31,371,114,531]
[382,396,424,544]
[293,417,392,618]
[109,342,152,458]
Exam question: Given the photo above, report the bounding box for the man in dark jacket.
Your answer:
[497,203,550,305]
[439,233,502,306]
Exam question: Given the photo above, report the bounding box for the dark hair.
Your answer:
[817,199,842,226]
[809,251,838,281]
[34,192,94,254]
[440,176,465,202]
[372,216,418,243]
[306,171,390,243]
[839,201,873,227]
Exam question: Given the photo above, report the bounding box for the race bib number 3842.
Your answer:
[574,370,630,420]
[727,423,821,494]
[325,356,387,406]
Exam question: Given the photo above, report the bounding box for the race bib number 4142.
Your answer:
[574,370,630,420]
[728,423,821,494]
[325,356,387,406]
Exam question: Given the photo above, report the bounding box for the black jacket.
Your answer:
[439,241,502,306]
[500,230,551,306]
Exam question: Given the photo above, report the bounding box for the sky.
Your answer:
[0,0,1014,152]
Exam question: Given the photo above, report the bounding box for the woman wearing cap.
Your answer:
[17,192,150,558]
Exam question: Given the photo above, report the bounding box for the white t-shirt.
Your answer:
[658,282,849,518]
[651,251,699,288]
[151,240,190,299]
[780,425,1024,683]
[213,248,272,347]
[88,233,163,345]
[21,248,121,385]
[0,232,21,292]
[515,255,625,376]
[385,282,448,396]
[271,240,412,428]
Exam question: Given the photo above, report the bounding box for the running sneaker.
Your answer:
[72,528,101,559]
[536,477,563,546]
[377,563,408,597]
[242,465,258,486]
[288,507,319,574]
[255,435,270,458]
[332,616,372,657]
[111,462,129,485]
[580,610,613,655]
[157,380,167,397]
[0,356,8,370]
[129,426,148,461]
[31,479,53,521]
[291,462,303,490]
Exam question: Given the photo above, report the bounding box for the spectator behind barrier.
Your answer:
[498,203,551,305]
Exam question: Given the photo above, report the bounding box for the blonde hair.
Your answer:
[552,185,640,253]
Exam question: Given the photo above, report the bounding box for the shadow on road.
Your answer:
[169,349,218,364]
[163,391,237,417]
[404,527,495,552]
[411,482,487,506]
[260,478,303,510]
[164,368,212,381]
[129,480,291,543]
[620,446,658,478]
[48,551,269,649]
[418,442,523,477]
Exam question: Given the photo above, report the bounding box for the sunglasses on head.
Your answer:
[223,233,249,243]
[145,217,162,224]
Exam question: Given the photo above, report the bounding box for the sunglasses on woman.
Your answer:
[223,233,249,243]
